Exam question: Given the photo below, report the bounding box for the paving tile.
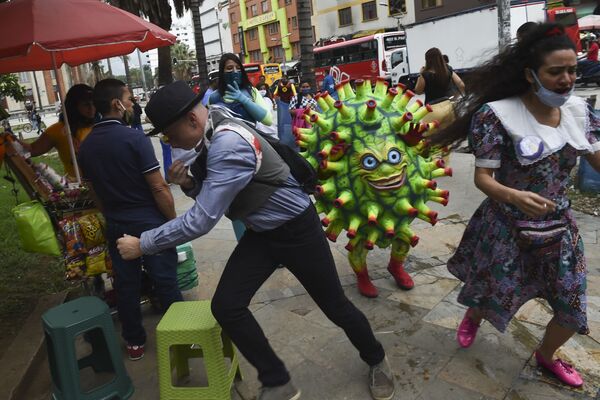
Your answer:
[417,378,497,400]
[422,286,466,331]
[437,353,517,400]
[505,377,591,400]
[420,264,459,280]
[514,299,554,327]
[587,295,600,323]
[387,273,459,310]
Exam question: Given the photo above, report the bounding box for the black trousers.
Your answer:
[211,205,385,387]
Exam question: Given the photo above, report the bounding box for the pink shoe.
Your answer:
[535,351,583,388]
[456,308,480,348]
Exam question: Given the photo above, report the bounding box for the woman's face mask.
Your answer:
[258,89,267,97]
[224,71,242,87]
[530,70,573,108]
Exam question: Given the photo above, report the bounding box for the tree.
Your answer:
[190,0,209,90]
[111,0,209,88]
[122,55,132,87]
[90,61,105,84]
[172,42,196,81]
[497,0,511,49]
[297,0,315,86]
[0,74,26,102]
[110,0,174,86]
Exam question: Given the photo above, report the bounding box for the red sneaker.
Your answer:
[457,308,480,348]
[535,351,583,388]
[126,344,145,361]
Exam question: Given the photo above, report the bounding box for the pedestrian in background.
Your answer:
[431,23,600,388]
[289,80,318,130]
[321,68,338,100]
[415,47,465,129]
[209,53,274,241]
[131,96,143,131]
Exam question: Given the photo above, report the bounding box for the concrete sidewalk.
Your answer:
[14,152,600,400]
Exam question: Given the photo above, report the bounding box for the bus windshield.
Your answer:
[383,35,406,51]
[554,12,577,26]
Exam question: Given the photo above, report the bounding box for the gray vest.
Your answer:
[209,114,290,220]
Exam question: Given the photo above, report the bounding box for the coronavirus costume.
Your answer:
[294,78,452,297]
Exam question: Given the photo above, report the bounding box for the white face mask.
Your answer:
[530,70,573,108]
[258,89,267,97]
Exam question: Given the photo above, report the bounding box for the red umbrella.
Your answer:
[0,0,177,183]
[0,0,176,73]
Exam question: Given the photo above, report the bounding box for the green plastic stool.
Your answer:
[42,296,134,400]
[156,301,242,399]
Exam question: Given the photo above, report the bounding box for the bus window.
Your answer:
[333,48,346,64]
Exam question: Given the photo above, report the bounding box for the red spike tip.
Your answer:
[445,167,453,177]
[410,235,420,247]
[365,241,375,250]
[346,229,357,239]
[385,228,395,239]
[321,217,331,227]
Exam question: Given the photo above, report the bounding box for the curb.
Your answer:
[0,291,68,400]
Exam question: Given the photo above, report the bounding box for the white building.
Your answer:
[200,0,234,73]
[313,0,414,42]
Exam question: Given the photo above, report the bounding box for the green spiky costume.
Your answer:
[295,78,452,298]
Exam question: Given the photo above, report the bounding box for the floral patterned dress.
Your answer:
[448,102,600,335]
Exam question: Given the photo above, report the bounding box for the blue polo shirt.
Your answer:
[78,118,166,225]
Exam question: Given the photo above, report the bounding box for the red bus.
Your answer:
[314,32,407,88]
[547,7,581,52]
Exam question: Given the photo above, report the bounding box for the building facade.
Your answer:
[413,0,494,23]
[228,0,301,64]
[200,0,235,72]
[3,67,72,113]
[313,0,413,43]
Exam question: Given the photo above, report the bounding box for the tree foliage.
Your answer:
[172,42,196,81]
[0,74,26,102]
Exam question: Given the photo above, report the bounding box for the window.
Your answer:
[273,46,285,61]
[285,0,292,5]
[421,0,442,9]
[250,4,258,16]
[267,22,279,35]
[261,0,268,13]
[389,0,406,15]
[230,12,236,22]
[18,72,30,83]
[362,1,377,21]
[250,49,262,62]
[292,16,298,29]
[248,28,257,40]
[338,7,352,26]
[391,51,404,68]
[233,33,239,43]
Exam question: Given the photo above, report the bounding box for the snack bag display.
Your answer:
[78,213,105,248]
[85,245,109,276]
[58,216,87,257]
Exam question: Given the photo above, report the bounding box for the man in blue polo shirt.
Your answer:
[78,79,182,361]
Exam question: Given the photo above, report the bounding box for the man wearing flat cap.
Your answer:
[116,80,396,400]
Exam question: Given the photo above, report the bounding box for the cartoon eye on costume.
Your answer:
[387,149,402,164]
[361,154,379,170]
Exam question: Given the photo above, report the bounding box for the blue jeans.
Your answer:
[159,140,173,179]
[106,220,182,345]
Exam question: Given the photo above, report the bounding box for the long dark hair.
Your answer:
[217,53,253,95]
[424,47,450,88]
[62,84,94,136]
[429,23,576,147]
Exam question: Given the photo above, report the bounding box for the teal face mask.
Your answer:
[224,71,242,87]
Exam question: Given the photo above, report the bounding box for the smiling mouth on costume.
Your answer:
[367,169,406,191]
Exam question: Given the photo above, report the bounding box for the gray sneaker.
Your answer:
[257,381,301,400]
[369,356,395,400]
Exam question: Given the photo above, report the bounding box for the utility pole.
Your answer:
[137,49,148,96]
[497,0,511,49]
[297,0,315,86]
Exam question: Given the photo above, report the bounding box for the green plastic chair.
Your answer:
[42,296,134,400]
[156,301,242,399]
